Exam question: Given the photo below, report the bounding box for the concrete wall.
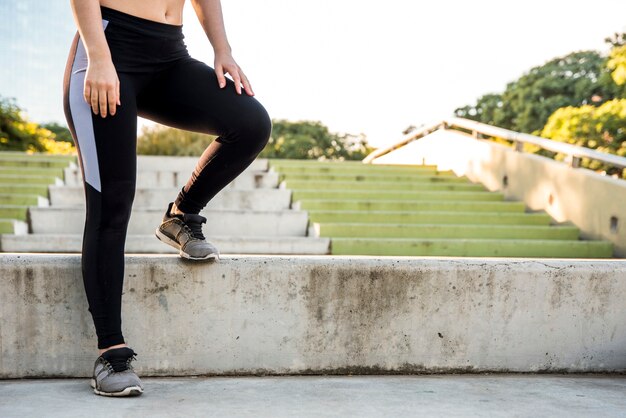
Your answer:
[371,129,626,258]
[1,254,625,377]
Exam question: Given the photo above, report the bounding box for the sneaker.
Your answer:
[90,346,143,397]
[155,202,220,261]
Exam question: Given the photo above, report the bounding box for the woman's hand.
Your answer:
[214,51,254,96]
[84,56,120,118]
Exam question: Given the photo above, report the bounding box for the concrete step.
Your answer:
[316,223,578,240]
[270,165,447,176]
[28,207,309,236]
[2,376,625,416]
[292,189,505,201]
[1,253,624,377]
[329,237,614,258]
[268,158,435,169]
[0,219,27,235]
[0,193,47,206]
[0,174,62,184]
[0,158,73,169]
[0,205,29,221]
[0,183,51,195]
[134,156,268,171]
[295,199,528,213]
[307,210,552,225]
[0,234,330,254]
[49,186,292,210]
[63,167,279,189]
[277,172,469,183]
[282,180,486,192]
[0,151,76,161]
[0,166,66,177]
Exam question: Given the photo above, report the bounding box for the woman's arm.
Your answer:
[190,0,254,96]
[69,0,120,117]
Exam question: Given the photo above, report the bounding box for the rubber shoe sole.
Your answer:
[155,228,220,261]
[90,378,143,397]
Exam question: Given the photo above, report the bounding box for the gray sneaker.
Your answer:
[90,346,143,397]
[155,202,220,261]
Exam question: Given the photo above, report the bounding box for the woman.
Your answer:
[63,0,271,397]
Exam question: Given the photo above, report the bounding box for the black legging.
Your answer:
[63,5,271,349]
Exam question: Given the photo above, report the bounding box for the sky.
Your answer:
[1,0,626,148]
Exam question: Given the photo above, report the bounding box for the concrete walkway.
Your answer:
[1,375,625,417]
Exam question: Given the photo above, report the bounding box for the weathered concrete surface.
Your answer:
[1,376,625,418]
[64,156,269,188]
[27,207,309,235]
[372,129,626,257]
[49,186,292,210]
[1,254,625,377]
[0,234,331,254]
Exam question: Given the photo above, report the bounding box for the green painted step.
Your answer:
[0,205,29,221]
[0,174,60,184]
[317,223,578,240]
[0,151,75,160]
[298,199,527,213]
[293,189,505,201]
[0,219,16,234]
[0,194,41,205]
[272,165,448,176]
[0,159,73,169]
[330,238,614,258]
[308,211,552,226]
[0,184,50,195]
[0,166,66,177]
[268,159,433,168]
[284,180,485,192]
[278,173,468,183]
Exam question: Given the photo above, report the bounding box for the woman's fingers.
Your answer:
[108,84,117,116]
[85,81,120,118]
[90,86,100,115]
[231,69,242,95]
[215,64,227,88]
[98,84,109,118]
[240,70,254,96]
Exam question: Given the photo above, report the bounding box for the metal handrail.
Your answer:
[362,117,626,170]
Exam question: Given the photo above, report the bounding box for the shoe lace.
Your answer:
[104,352,138,373]
[182,214,207,240]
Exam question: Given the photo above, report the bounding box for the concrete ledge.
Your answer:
[1,254,625,377]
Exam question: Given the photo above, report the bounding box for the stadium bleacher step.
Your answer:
[0,234,330,254]
[28,207,309,236]
[49,186,291,210]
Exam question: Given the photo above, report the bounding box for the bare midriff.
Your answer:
[99,0,186,25]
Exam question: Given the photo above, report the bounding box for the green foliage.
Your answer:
[540,99,626,177]
[41,122,73,143]
[454,94,503,126]
[0,95,74,153]
[607,45,626,86]
[455,51,620,134]
[137,124,216,156]
[260,119,374,160]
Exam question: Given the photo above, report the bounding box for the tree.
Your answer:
[0,95,56,151]
[259,119,374,160]
[454,94,504,126]
[607,45,626,87]
[540,99,626,177]
[455,51,620,134]
[137,124,216,156]
[41,122,73,143]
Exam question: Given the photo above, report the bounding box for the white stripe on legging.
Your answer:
[68,19,109,193]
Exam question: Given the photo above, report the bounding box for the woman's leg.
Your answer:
[136,56,272,214]
[63,31,141,350]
